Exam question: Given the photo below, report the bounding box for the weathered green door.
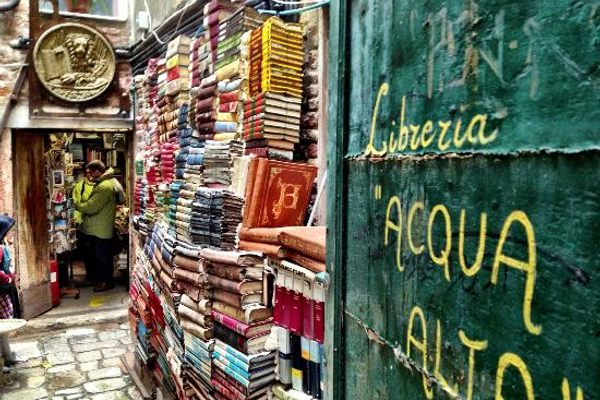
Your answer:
[326,1,600,399]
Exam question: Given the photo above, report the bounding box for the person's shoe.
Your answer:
[93,282,116,292]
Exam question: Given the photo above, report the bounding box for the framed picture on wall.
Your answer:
[52,170,65,187]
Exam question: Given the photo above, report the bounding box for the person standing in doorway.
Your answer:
[72,168,95,287]
[74,160,121,292]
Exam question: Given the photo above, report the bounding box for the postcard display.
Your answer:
[130,3,327,400]
[46,133,79,256]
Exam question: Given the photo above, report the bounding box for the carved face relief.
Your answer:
[33,23,116,103]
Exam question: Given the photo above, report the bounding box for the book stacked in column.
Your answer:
[129,251,158,371]
[190,188,244,250]
[200,249,276,400]
[172,241,215,400]
[243,17,305,160]
[236,227,326,399]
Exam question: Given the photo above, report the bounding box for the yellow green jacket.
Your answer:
[72,178,94,227]
[74,169,117,239]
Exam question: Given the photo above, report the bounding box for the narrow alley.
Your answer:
[0,0,598,399]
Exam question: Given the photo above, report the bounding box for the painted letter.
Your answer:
[459,210,487,277]
[435,320,459,397]
[407,202,425,255]
[365,83,389,156]
[459,330,488,400]
[492,210,541,335]
[407,306,433,399]
[385,196,403,272]
[495,353,535,400]
[437,120,453,151]
[410,125,422,150]
[421,120,435,148]
[453,119,468,148]
[427,204,452,281]
[561,378,584,400]
[465,114,487,144]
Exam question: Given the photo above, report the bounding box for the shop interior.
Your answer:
[44,131,130,305]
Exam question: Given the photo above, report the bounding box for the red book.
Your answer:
[219,91,238,104]
[302,280,314,340]
[219,101,238,113]
[244,147,268,158]
[244,159,317,228]
[273,271,285,326]
[281,269,294,330]
[313,282,325,343]
[289,275,304,335]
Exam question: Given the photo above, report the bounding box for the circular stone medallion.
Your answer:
[33,23,116,103]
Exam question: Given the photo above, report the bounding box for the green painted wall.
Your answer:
[328,1,600,399]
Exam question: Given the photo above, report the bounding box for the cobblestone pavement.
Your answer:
[0,322,143,400]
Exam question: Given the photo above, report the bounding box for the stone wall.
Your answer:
[0,1,29,218]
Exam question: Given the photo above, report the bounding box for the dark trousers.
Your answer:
[77,231,96,283]
[90,236,114,285]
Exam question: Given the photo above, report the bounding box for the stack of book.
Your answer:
[190,188,244,250]
[242,93,301,160]
[203,0,239,66]
[199,249,276,399]
[271,259,324,399]
[238,226,325,274]
[166,181,182,232]
[203,140,244,187]
[129,252,157,366]
[212,340,276,400]
[166,35,191,97]
[175,182,200,242]
[216,7,265,71]
[184,332,215,399]
[254,17,304,99]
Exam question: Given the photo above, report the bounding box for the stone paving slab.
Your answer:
[0,323,142,400]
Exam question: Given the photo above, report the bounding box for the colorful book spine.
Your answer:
[212,349,251,378]
[212,358,250,387]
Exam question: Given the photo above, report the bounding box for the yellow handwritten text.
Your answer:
[382,199,541,335]
[364,83,499,155]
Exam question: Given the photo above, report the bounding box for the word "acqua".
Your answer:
[383,198,540,336]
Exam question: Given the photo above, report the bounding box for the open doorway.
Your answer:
[13,130,132,320]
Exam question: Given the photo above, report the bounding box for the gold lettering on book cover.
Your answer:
[272,178,301,220]
[33,23,116,103]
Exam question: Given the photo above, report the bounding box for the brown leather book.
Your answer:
[212,289,262,309]
[207,274,262,294]
[249,159,318,228]
[285,250,326,273]
[239,226,285,244]
[246,158,270,227]
[238,239,288,258]
[206,262,263,282]
[278,226,326,262]
[242,157,260,225]
[212,300,273,324]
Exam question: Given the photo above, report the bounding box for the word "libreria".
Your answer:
[364,83,498,155]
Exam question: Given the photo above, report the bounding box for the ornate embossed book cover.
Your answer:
[245,159,317,228]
